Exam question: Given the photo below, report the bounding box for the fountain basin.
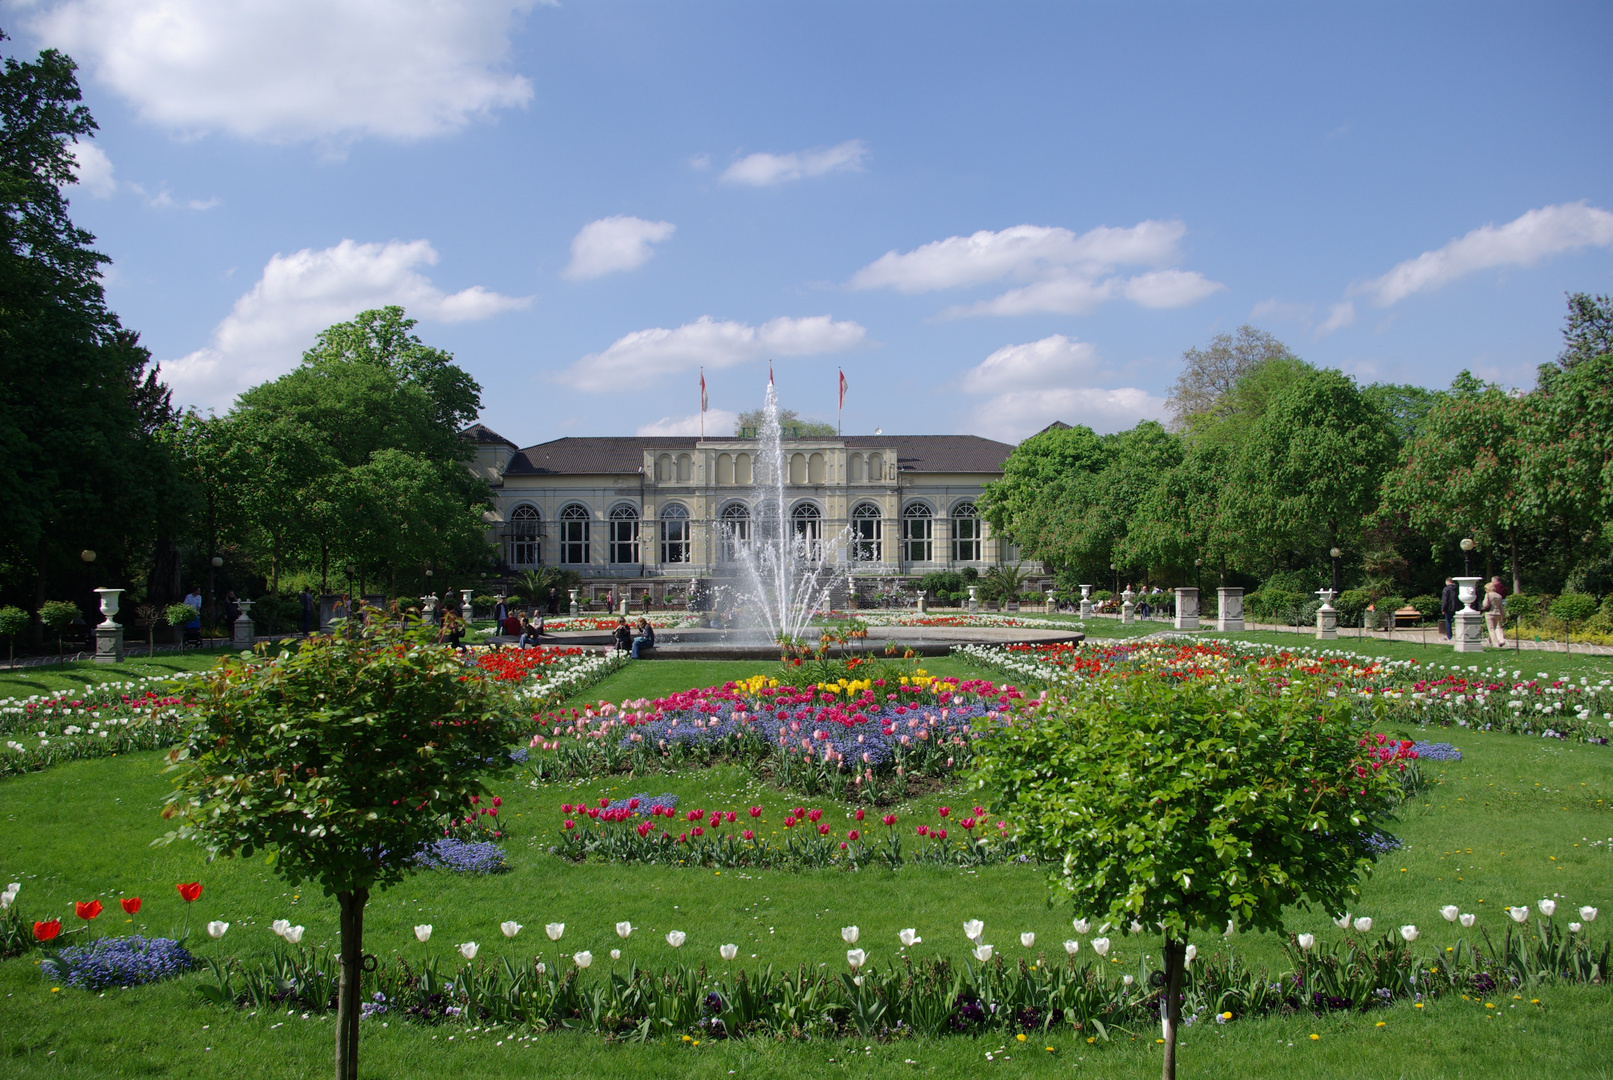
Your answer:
[516,624,1083,660]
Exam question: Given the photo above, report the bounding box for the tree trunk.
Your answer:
[1509,529,1521,596]
[335,888,369,1080]
[1160,937,1186,1080]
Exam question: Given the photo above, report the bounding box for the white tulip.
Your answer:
[963,919,984,942]
[972,944,994,962]
[206,921,229,940]
[1581,906,1598,923]
[535,961,546,974]
[1072,918,1090,935]
[610,949,621,960]
[899,928,922,947]
[1569,922,1583,933]
[459,942,478,960]
[1334,913,1351,929]
[1352,917,1373,933]
[545,922,565,941]
[414,924,433,943]
[842,926,859,944]
[1184,944,1197,964]
[283,925,305,945]
[1129,920,1143,934]
[1508,906,1529,924]
[1459,913,1476,928]
[1021,932,1035,948]
[616,921,634,938]
[0,883,17,909]
[1091,937,1111,957]
[1122,974,1135,987]
[666,930,686,948]
[501,921,523,939]
[574,950,592,969]
[846,948,867,970]
[720,944,739,962]
[1399,925,1419,942]
[1223,919,1236,938]
[271,919,291,938]
[1063,939,1080,956]
[1440,905,1460,922]
[1538,899,1556,917]
[1296,934,1315,951]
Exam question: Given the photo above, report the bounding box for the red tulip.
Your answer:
[75,900,103,921]
[748,806,762,818]
[742,829,755,840]
[938,806,950,818]
[848,830,860,841]
[176,882,203,903]
[33,919,61,942]
[855,808,865,822]
[807,809,823,823]
[120,897,142,915]
[817,824,830,836]
[883,814,897,826]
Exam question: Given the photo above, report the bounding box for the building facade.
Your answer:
[463,425,1033,601]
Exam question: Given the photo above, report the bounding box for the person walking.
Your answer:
[1439,577,1458,639]
[548,587,559,616]
[1481,577,1508,648]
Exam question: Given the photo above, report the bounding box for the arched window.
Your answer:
[789,452,807,485]
[808,452,825,484]
[609,504,639,564]
[848,453,865,483]
[716,453,734,485]
[559,504,591,565]
[792,502,822,559]
[508,504,542,567]
[676,454,693,482]
[660,504,690,564]
[719,502,751,560]
[655,454,673,482]
[902,503,933,563]
[851,503,882,562]
[868,453,884,482]
[735,453,752,485]
[951,501,982,562]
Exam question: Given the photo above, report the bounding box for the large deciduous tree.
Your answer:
[1164,325,1296,431]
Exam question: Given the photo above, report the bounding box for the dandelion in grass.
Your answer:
[501,921,522,938]
[899,928,922,947]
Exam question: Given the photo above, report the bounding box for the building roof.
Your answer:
[461,423,518,448]
[503,435,1014,476]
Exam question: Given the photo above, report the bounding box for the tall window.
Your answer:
[508,504,541,567]
[951,502,981,562]
[792,503,822,559]
[851,503,882,562]
[720,503,751,560]
[902,503,933,563]
[609,505,640,564]
[559,504,590,565]
[660,504,690,563]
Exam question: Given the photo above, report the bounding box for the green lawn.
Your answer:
[0,648,263,699]
[1,649,1609,1077]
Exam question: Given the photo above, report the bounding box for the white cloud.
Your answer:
[1357,202,1613,306]
[558,315,866,393]
[66,140,115,197]
[636,409,740,437]
[960,335,1099,394]
[28,0,537,142]
[161,239,528,410]
[720,140,867,186]
[562,216,675,280]
[968,387,1168,444]
[851,220,1221,317]
[1318,301,1357,335]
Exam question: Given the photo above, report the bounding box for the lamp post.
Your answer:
[1110,563,1118,596]
[1194,557,1202,593]
[1460,537,1474,577]
[1330,547,1342,597]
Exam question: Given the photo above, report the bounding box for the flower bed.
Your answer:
[957,638,1613,744]
[0,677,195,778]
[851,612,1077,630]
[478,614,697,636]
[416,838,509,875]
[41,935,197,990]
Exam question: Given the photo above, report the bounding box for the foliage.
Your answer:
[1409,594,1442,622]
[0,604,26,661]
[1554,291,1613,370]
[508,566,580,607]
[37,600,80,649]
[1549,592,1599,628]
[163,602,197,629]
[1165,325,1297,430]
[733,405,836,437]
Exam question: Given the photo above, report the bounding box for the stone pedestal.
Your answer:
[1079,584,1092,619]
[1174,587,1200,630]
[917,593,927,614]
[569,589,581,617]
[1216,587,1244,632]
[92,588,124,663]
[232,599,255,648]
[1121,587,1135,624]
[1453,608,1485,652]
[1315,589,1338,640]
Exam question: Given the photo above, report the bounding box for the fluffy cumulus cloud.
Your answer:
[66,140,116,197]
[720,140,867,186]
[161,239,528,410]
[849,221,1222,317]
[959,334,1165,442]
[27,0,538,142]
[1356,201,1613,306]
[557,315,866,393]
[636,409,740,437]
[563,216,676,280]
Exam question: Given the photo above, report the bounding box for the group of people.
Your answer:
[1440,575,1510,647]
[613,616,656,659]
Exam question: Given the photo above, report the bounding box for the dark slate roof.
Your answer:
[505,435,1013,476]
[1034,420,1072,435]
[461,423,518,448]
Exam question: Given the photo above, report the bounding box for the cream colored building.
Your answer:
[463,425,1034,601]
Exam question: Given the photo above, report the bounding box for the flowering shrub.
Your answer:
[521,673,1030,802]
[41,935,196,990]
[0,677,194,777]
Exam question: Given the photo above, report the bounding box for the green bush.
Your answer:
[0,605,28,661]
[1245,588,1304,622]
[1334,588,1371,626]
[249,594,303,635]
[1550,592,1600,627]
[1091,590,1114,603]
[1373,595,1408,630]
[472,593,500,616]
[1504,593,1539,623]
[1409,594,1442,623]
[1261,569,1320,596]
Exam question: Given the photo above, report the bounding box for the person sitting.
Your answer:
[613,616,632,654]
[630,618,656,659]
[501,612,523,638]
[519,615,543,649]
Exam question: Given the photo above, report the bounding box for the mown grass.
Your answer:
[0,646,1609,1077]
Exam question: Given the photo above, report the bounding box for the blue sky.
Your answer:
[16,1,1613,444]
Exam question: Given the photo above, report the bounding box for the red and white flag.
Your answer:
[700,368,707,412]
[838,369,847,409]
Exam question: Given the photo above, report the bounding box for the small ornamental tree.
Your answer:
[0,606,27,663]
[158,613,523,1080]
[971,673,1405,1080]
[38,600,81,655]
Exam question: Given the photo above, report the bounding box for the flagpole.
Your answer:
[699,367,705,439]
